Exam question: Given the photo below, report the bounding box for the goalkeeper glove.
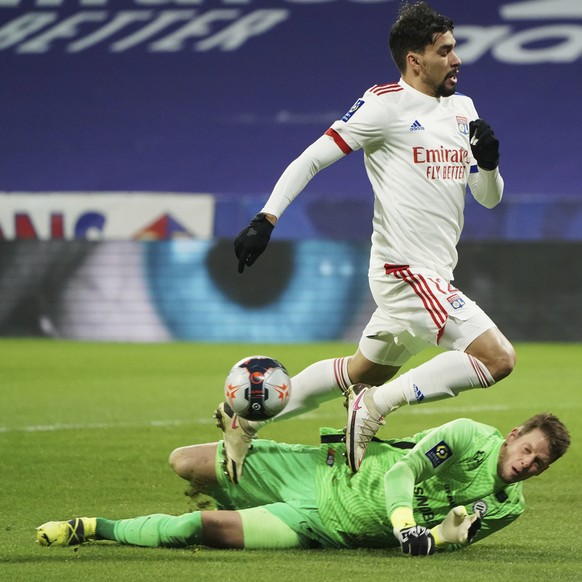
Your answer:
[234,213,275,273]
[394,525,436,556]
[469,119,499,170]
[430,506,482,548]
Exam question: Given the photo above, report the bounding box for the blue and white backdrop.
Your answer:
[1,1,581,341]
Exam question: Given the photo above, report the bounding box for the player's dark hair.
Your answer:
[517,413,571,462]
[389,1,454,73]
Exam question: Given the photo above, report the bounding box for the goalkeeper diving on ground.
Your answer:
[36,412,569,556]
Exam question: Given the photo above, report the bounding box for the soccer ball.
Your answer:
[224,355,291,420]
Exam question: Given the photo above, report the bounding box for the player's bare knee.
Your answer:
[486,344,517,381]
[168,446,192,479]
[170,443,219,484]
[467,330,516,382]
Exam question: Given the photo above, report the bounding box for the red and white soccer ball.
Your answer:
[224,355,291,421]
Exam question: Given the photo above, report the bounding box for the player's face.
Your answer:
[415,31,461,98]
[497,428,552,484]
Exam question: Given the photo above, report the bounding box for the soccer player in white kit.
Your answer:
[218,1,516,483]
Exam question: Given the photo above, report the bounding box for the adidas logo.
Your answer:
[409,120,425,131]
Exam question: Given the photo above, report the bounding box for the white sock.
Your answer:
[372,351,495,416]
[249,357,351,428]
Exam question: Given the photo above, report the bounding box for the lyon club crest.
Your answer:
[456,115,469,135]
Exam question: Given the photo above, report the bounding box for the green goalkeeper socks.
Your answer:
[96,512,203,548]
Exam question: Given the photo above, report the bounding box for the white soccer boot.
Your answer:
[214,402,257,485]
[345,384,385,472]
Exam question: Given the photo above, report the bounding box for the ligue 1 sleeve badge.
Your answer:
[426,441,453,468]
[342,99,365,122]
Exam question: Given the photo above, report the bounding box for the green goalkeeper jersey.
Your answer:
[315,418,524,549]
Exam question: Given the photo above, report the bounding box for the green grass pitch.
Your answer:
[1,339,581,581]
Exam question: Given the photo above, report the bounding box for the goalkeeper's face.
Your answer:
[497,428,552,484]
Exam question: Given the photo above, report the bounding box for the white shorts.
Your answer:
[359,265,496,367]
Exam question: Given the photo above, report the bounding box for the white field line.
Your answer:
[0,418,205,434]
[0,403,510,434]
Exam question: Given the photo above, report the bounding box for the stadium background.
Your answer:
[1,0,581,342]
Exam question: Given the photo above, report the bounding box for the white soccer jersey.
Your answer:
[328,79,481,280]
[262,78,503,281]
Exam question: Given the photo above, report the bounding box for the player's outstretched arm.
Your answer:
[234,133,347,272]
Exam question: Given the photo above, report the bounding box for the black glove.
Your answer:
[469,119,499,170]
[234,213,274,273]
[394,525,436,556]
[467,514,482,543]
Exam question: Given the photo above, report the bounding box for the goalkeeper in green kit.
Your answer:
[36,411,569,556]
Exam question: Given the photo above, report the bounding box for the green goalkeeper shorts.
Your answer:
[213,439,344,548]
